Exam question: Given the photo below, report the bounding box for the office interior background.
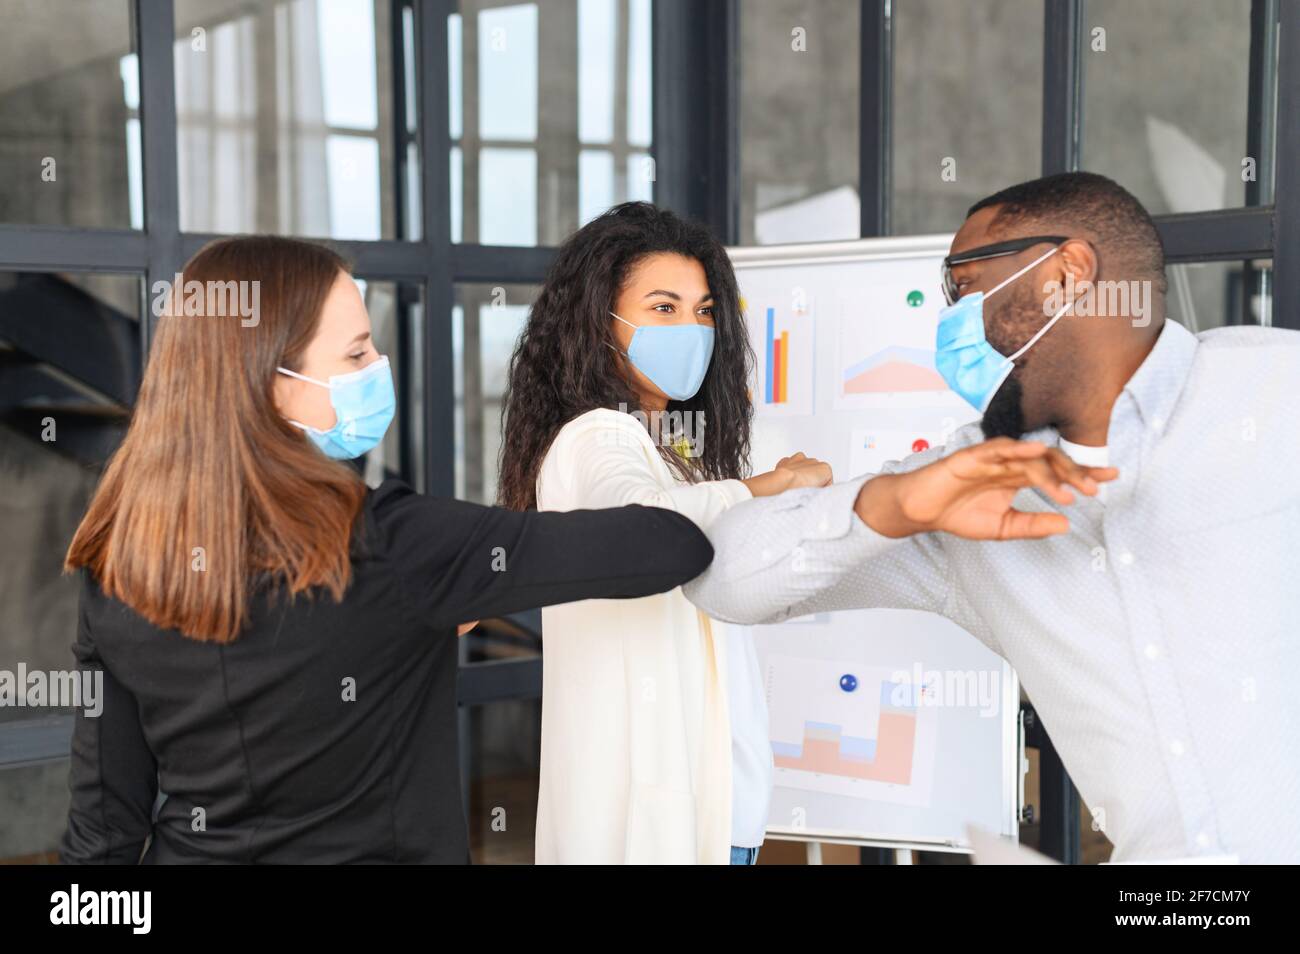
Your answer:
[0,0,1295,864]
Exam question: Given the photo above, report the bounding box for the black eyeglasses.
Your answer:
[941,235,1069,305]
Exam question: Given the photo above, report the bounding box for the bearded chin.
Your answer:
[980,372,1027,440]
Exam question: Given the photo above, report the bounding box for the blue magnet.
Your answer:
[839,674,858,693]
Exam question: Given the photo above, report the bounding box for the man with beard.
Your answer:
[684,171,1300,863]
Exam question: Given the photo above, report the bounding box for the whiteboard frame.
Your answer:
[730,233,956,270]
[728,235,1024,852]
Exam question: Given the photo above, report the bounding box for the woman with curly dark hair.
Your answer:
[499,202,831,864]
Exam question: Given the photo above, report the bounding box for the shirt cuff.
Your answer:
[717,477,753,508]
[799,472,908,557]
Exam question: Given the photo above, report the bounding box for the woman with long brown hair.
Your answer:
[60,235,712,864]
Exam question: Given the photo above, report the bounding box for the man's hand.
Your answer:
[854,437,1118,540]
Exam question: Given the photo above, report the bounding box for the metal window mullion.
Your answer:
[651,0,738,241]
[711,0,740,244]
[1274,0,1300,328]
[1247,0,1279,208]
[860,0,891,237]
[1156,208,1275,263]
[392,0,414,240]
[449,244,555,283]
[137,0,182,356]
[0,226,149,272]
[419,0,456,500]
[1041,0,1082,176]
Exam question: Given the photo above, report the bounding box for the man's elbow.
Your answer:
[683,573,776,626]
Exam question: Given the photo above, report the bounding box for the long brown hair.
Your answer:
[65,236,368,643]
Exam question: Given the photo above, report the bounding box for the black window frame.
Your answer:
[1,0,1296,864]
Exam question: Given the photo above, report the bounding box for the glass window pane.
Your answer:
[626,0,652,149]
[353,279,425,491]
[1166,259,1272,332]
[465,696,541,864]
[579,0,616,144]
[739,0,860,245]
[579,149,615,225]
[0,0,142,228]
[451,1,653,245]
[0,761,69,862]
[627,152,653,203]
[1080,0,1262,213]
[479,148,537,245]
[0,271,141,860]
[175,0,408,240]
[452,282,537,505]
[451,144,464,242]
[891,0,1044,235]
[478,3,539,142]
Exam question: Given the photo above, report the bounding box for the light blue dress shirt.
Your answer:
[685,320,1300,863]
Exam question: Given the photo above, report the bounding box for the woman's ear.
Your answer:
[272,371,298,418]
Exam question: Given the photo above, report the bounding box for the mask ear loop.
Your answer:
[607,311,636,357]
[984,244,1077,361]
[1006,296,1077,362]
[277,366,330,388]
[276,367,332,434]
[986,244,1062,298]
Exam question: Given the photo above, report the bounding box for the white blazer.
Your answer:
[533,407,752,864]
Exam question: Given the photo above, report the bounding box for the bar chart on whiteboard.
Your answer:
[747,298,815,416]
[765,654,939,807]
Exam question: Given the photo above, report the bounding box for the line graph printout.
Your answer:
[766,654,939,807]
[832,270,968,412]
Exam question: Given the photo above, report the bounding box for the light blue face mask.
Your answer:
[935,245,1074,412]
[276,355,396,459]
[609,312,715,401]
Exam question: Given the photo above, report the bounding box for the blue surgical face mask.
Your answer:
[935,246,1074,412]
[609,312,715,401]
[276,355,396,459]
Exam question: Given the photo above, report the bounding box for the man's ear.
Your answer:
[1059,238,1098,286]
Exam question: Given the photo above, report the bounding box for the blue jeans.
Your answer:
[730,845,759,865]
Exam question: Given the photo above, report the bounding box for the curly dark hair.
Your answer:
[497,201,754,511]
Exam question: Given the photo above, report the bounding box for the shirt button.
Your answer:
[1119,551,1135,566]
[1144,644,1160,660]
[1170,739,1185,757]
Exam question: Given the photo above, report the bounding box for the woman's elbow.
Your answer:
[656,510,714,582]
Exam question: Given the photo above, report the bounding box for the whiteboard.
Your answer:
[726,235,1023,852]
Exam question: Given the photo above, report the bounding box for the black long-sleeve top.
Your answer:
[59,479,713,864]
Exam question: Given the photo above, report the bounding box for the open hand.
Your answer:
[855,438,1118,540]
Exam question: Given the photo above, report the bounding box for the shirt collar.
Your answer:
[1024,319,1197,450]
[1117,318,1198,431]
